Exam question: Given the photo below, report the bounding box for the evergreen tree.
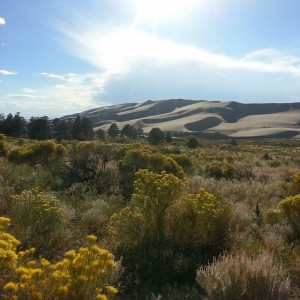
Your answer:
[0,114,4,133]
[28,116,52,140]
[11,112,26,137]
[148,127,165,145]
[165,132,173,143]
[57,120,70,141]
[3,113,14,136]
[81,117,94,140]
[95,128,105,140]
[187,137,199,148]
[108,123,119,138]
[121,124,137,139]
[72,115,82,140]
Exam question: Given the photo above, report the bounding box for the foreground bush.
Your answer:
[196,251,291,300]
[9,189,64,257]
[109,170,232,287]
[0,217,118,299]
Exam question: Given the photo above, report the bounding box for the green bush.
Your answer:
[0,134,8,157]
[187,137,199,149]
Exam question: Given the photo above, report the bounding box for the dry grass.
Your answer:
[197,251,291,300]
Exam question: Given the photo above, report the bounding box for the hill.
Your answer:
[62,99,300,138]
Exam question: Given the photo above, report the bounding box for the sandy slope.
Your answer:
[67,99,300,138]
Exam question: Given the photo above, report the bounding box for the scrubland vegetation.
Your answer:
[0,122,300,299]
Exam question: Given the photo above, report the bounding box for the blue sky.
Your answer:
[1,0,300,117]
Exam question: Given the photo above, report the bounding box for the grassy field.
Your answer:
[0,134,299,299]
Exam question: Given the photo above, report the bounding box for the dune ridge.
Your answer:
[62,99,300,138]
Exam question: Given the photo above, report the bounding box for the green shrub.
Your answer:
[0,134,8,157]
[197,251,291,300]
[187,137,199,149]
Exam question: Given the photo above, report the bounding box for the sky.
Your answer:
[1,0,300,118]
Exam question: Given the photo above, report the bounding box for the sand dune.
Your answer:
[63,99,300,138]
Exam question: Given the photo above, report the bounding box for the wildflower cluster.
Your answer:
[0,218,118,300]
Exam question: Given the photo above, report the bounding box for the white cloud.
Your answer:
[22,88,38,94]
[6,94,48,99]
[0,17,5,25]
[58,21,300,96]
[1,73,111,117]
[40,72,66,81]
[1,43,9,47]
[0,69,17,75]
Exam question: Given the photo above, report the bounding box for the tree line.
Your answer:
[0,112,201,146]
[0,113,94,141]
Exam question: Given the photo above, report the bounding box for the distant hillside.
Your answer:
[62,99,300,138]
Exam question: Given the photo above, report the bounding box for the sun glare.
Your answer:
[134,0,196,21]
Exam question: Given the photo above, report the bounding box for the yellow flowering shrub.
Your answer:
[0,219,118,300]
[0,217,19,275]
[109,170,187,249]
[279,194,300,236]
[166,188,233,247]
[109,170,232,284]
[119,147,185,199]
[8,140,66,165]
[9,189,63,254]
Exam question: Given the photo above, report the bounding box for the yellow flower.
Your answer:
[96,294,108,300]
[27,260,36,267]
[57,285,69,295]
[16,266,30,275]
[0,217,11,228]
[87,234,97,243]
[106,285,118,296]
[4,282,18,292]
[78,275,88,283]
[40,258,50,267]
[65,250,76,259]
